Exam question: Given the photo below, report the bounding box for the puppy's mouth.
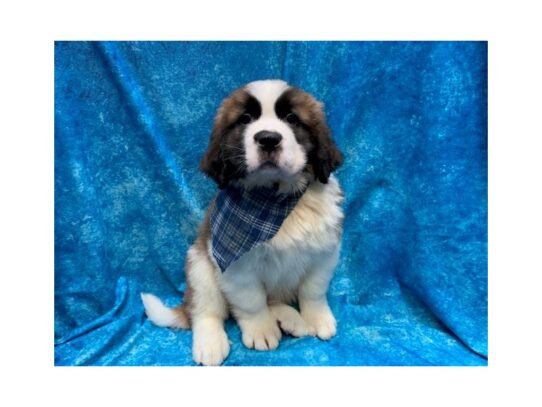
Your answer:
[248,158,289,181]
[243,154,304,188]
[259,160,279,170]
[255,149,283,171]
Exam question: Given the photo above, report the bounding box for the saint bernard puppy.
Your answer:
[142,79,344,365]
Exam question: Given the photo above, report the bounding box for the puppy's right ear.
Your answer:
[200,126,228,189]
[200,88,248,189]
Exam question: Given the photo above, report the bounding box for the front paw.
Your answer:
[238,311,282,351]
[192,320,230,366]
[301,303,337,340]
[269,303,309,337]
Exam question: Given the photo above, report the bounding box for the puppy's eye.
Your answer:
[286,113,299,125]
[239,113,253,124]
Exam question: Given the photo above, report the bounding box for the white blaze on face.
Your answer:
[243,80,307,180]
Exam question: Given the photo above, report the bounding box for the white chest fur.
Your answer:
[216,176,344,303]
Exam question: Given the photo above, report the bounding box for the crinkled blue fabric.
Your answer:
[54,41,487,366]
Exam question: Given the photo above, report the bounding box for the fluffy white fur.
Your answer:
[217,176,342,351]
[142,80,343,366]
[140,293,187,328]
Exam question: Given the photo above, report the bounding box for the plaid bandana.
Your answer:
[210,184,307,272]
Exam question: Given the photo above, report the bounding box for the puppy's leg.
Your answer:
[221,272,282,351]
[269,303,309,337]
[298,245,339,340]
[186,245,230,366]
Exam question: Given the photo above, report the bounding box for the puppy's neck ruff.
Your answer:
[210,182,308,272]
[238,171,311,195]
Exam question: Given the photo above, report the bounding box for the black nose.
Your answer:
[254,131,282,152]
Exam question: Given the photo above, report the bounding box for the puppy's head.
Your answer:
[200,80,342,189]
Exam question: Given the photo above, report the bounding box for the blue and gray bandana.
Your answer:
[210,184,307,272]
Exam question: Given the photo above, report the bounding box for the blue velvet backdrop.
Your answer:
[54,41,487,366]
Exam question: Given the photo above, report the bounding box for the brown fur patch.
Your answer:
[178,200,216,327]
[280,87,343,183]
[213,88,250,129]
[200,88,251,188]
[282,88,326,128]
[193,201,213,256]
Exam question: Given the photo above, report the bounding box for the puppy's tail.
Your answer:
[140,293,190,329]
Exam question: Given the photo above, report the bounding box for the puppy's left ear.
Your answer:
[307,102,343,184]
